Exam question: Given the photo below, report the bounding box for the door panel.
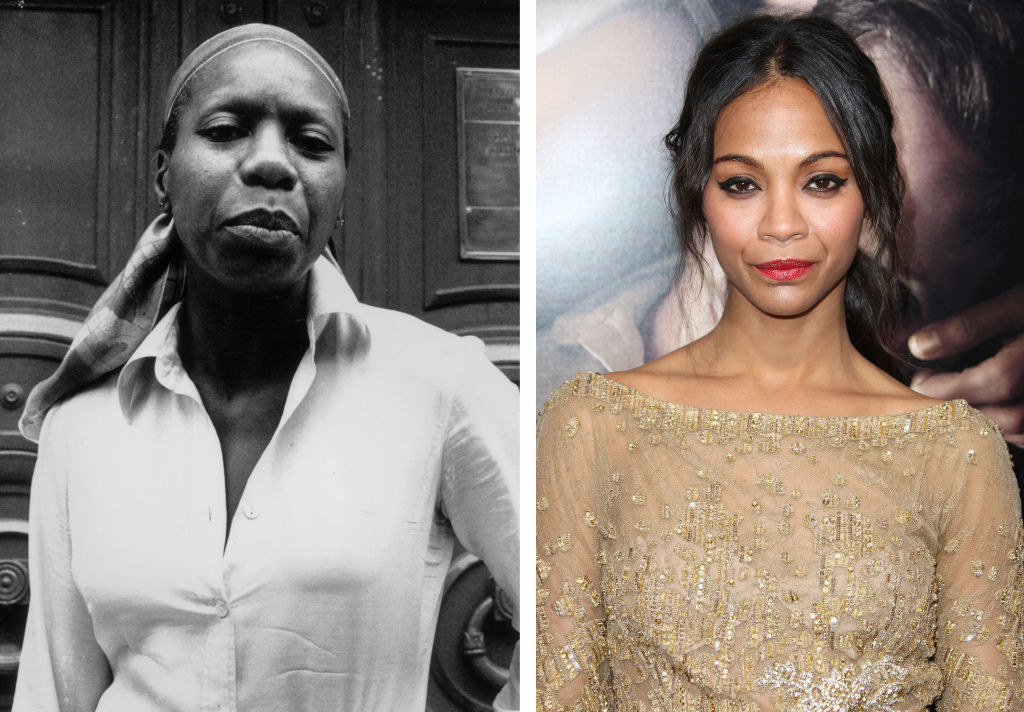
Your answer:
[0,0,144,317]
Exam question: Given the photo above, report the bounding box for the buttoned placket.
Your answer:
[153,328,320,712]
[153,351,236,712]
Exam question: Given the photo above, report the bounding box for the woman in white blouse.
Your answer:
[13,24,519,712]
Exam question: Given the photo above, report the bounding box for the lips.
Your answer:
[753,259,816,281]
[223,208,301,233]
[221,209,302,250]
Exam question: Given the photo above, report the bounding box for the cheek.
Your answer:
[703,187,754,262]
[810,198,866,259]
[168,152,221,212]
[305,166,347,222]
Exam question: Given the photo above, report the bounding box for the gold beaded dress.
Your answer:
[537,373,1024,712]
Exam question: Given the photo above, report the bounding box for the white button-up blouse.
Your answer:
[13,258,520,712]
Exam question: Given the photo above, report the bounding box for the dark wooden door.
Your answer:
[0,1,518,709]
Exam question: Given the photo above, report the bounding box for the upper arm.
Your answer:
[536,390,610,712]
[438,341,519,600]
[933,421,1024,712]
[436,342,520,709]
[13,404,111,712]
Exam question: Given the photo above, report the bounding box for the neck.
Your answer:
[699,279,864,390]
[179,261,310,396]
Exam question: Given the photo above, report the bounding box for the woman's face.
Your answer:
[156,43,347,294]
[703,78,866,319]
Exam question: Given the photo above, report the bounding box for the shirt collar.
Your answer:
[116,255,371,419]
[305,254,367,346]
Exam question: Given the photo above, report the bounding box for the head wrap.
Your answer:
[163,23,349,125]
[19,24,348,441]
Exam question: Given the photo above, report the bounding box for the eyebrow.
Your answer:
[712,151,849,168]
[199,95,340,129]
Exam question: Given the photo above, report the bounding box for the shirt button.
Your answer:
[243,504,259,519]
[215,600,229,618]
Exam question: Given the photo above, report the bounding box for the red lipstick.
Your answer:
[753,259,815,281]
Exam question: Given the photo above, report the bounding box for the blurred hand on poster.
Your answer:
[909,283,1024,447]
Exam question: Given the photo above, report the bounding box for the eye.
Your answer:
[199,122,246,142]
[804,173,847,193]
[717,176,760,195]
[292,130,336,155]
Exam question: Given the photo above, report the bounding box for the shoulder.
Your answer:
[857,362,944,414]
[539,372,600,419]
[39,371,123,441]
[602,367,690,403]
[355,304,505,387]
[601,344,713,406]
[537,372,618,449]
[952,404,1014,476]
[925,401,1017,501]
[358,303,463,349]
[536,377,598,488]
[939,402,1011,467]
[33,372,123,488]
[352,307,517,443]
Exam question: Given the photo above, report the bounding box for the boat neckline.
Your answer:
[582,371,969,424]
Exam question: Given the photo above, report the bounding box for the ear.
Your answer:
[154,149,171,208]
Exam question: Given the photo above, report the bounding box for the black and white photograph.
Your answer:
[1,1,519,711]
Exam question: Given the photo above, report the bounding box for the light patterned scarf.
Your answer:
[19,214,183,440]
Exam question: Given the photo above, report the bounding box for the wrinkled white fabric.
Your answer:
[14,257,519,712]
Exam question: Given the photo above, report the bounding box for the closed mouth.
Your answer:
[752,259,816,281]
[754,259,815,270]
[222,209,301,235]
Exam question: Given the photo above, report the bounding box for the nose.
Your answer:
[758,188,808,242]
[239,123,298,191]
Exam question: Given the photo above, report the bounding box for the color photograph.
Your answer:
[537,1,1024,710]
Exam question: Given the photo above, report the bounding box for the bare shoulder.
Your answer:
[603,366,675,393]
[868,388,946,415]
[856,362,947,414]
[605,347,706,404]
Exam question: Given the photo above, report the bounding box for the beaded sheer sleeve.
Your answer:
[537,376,610,710]
[536,372,1024,712]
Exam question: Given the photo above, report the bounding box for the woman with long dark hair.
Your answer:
[537,14,1022,711]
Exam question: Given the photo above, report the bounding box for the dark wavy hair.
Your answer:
[665,14,904,376]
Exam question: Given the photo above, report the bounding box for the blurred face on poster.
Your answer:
[815,0,1024,447]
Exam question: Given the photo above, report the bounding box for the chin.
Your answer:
[741,271,847,318]
[738,286,822,320]
[209,256,312,295]
[223,276,304,295]
[756,302,817,320]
